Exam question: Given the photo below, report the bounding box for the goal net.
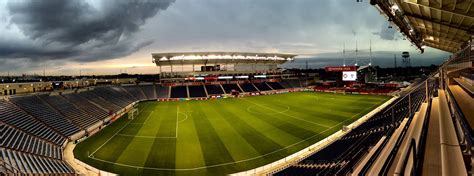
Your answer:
[128,108,139,120]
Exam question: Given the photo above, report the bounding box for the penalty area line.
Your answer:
[176,106,179,138]
[143,111,154,123]
[89,103,150,157]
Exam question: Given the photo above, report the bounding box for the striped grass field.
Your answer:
[74,92,390,175]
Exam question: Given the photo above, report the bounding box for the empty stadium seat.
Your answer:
[205,85,225,95]
[170,86,188,98]
[123,85,148,101]
[62,93,109,120]
[10,96,81,137]
[239,83,258,92]
[140,84,157,99]
[1,124,63,160]
[254,82,272,91]
[0,148,75,175]
[222,84,242,93]
[188,85,207,97]
[267,82,285,90]
[156,85,170,98]
[0,100,66,145]
[39,95,100,129]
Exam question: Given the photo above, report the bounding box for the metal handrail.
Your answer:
[445,86,473,150]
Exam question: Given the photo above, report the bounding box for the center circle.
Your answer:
[247,104,290,114]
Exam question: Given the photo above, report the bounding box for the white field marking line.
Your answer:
[87,99,386,171]
[130,111,155,125]
[119,107,180,139]
[241,98,331,128]
[177,112,189,123]
[143,111,154,124]
[246,104,290,115]
[175,106,179,138]
[89,103,150,157]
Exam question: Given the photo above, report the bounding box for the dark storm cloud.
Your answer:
[373,23,397,40]
[1,0,174,62]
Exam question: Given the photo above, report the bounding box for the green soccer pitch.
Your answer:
[73,92,390,175]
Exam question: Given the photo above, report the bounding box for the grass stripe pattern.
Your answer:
[74,92,390,175]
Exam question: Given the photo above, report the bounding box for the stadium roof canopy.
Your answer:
[152,52,297,66]
[371,0,474,53]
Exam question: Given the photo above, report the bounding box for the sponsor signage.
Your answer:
[235,76,249,79]
[342,71,357,81]
[325,66,357,72]
[218,76,233,79]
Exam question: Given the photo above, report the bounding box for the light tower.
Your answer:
[343,43,346,67]
[402,51,410,67]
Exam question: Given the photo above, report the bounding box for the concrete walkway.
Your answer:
[63,142,97,176]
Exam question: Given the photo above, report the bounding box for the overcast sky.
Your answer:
[0,0,450,76]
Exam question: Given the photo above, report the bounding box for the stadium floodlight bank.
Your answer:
[152,52,296,75]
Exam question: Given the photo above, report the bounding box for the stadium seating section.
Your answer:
[267,82,285,90]
[240,83,259,92]
[39,95,100,129]
[123,86,147,101]
[0,100,66,145]
[188,85,207,98]
[10,96,81,137]
[156,85,170,98]
[170,86,188,98]
[62,93,109,120]
[280,79,302,88]
[205,85,225,95]
[1,148,75,175]
[140,85,157,99]
[222,83,243,93]
[254,82,273,91]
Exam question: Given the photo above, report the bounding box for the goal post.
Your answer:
[128,108,139,120]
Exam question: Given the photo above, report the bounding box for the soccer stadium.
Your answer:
[1,0,473,176]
